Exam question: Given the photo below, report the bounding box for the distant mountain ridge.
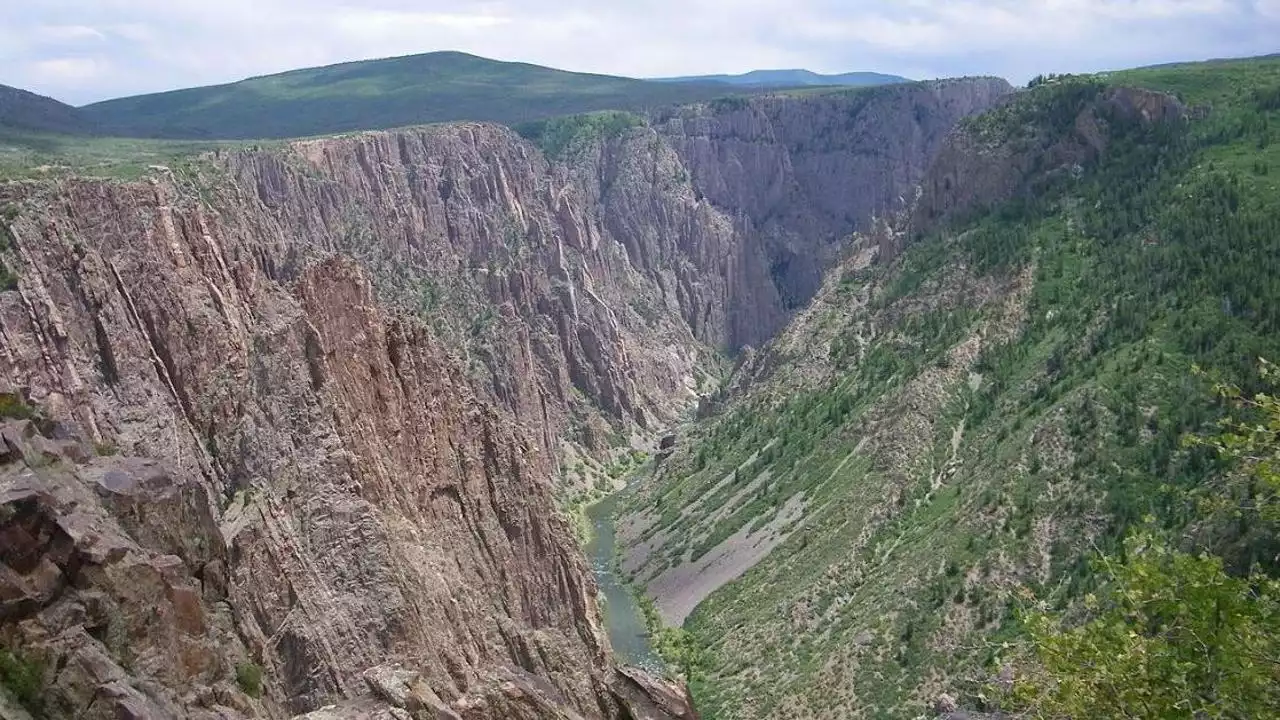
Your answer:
[78,51,764,140]
[653,68,911,87]
[3,52,912,142]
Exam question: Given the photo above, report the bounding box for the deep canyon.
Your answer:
[0,78,1012,718]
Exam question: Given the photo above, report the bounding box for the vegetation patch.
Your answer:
[638,594,704,681]
[0,393,34,420]
[235,662,264,698]
[0,205,17,291]
[999,363,1280,718]
[0,647,45,715]
[517,111,644,160]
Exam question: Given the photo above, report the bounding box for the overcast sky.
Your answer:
[3,1,1278,105]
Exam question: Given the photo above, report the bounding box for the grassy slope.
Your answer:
[621,56,1280,718]
[79,51,756,140]
[0,129,253,180]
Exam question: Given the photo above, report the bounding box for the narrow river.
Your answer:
[583,489,665,673]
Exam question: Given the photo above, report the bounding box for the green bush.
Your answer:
[0,393,34,420]
[235,662,263,698]
[0,647,45,714]
[637,594,704,681]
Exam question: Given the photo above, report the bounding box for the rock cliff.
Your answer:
[897,84,1186,257]
[0,78,1007,718]
[605,78,1013,348]
[0,177,625,717]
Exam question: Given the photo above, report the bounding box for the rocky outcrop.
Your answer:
[901,84,1186,258]
[607,667,698,720]
[1,413,256,719]
[0,78,1011,718]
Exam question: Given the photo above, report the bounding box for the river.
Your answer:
[583,489,665,673]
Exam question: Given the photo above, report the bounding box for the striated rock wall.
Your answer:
[229,124,707,447]
[647,77,1013,347]
[0,78,1008,718]
[0,173,629,717]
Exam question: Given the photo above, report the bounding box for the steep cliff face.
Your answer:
[646,78,1013,347]
[0,79,1009,719]
[227,125,713,459]
[0,173,634,718]
[898,84,1187,257]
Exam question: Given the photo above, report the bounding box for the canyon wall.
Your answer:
[584,78,1013,349]
[0,172,636,719]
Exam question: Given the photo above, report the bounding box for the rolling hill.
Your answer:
[654,69,910,87]
[0,84,92,135]
[79,51,759,140]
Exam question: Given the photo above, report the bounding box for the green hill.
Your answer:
[0,84,91,135]
[79,51,758,140]
[620,55,1280,718]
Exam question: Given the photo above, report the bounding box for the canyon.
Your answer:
[0,77,1011,719]
[612,68,1280,719]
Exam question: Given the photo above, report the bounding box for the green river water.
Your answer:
[583,490,665,673]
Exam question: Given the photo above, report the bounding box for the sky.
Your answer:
[2,0,1278,105]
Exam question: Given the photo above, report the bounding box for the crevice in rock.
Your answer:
[92,311,119,385]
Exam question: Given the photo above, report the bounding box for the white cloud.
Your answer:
[791,0,1237,56]
[27,57,104,84]
[34,25,106,43]
[332,9,512,36]
[0,0,1276,105]
[1255,0,1280,18]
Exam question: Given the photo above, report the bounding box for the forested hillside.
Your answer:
[0,85,92,136]
[79,51,754,139]
[619,56,1280,718]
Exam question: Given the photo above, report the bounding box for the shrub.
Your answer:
[0,647,44,714]
[1010,361,1280,718]
[235,662,263,698]
[0,393,34,420]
